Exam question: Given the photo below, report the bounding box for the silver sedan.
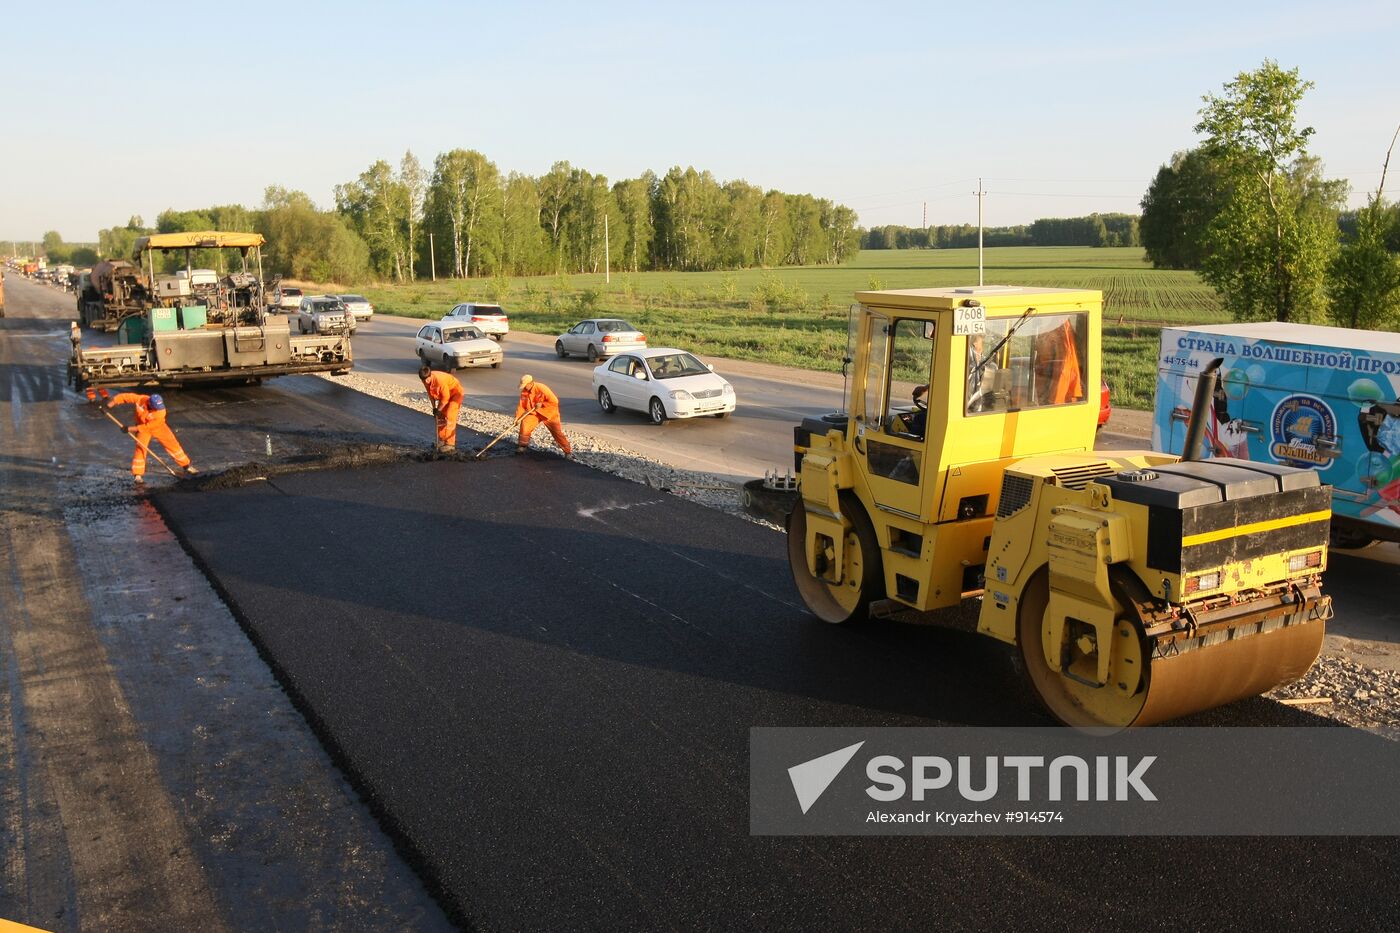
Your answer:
[555,318,646,362]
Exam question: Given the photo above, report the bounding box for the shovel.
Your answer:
[472,408,536,460]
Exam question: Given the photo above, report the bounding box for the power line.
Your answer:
[838,177,978,203]
[855,192,969,212]
[990,191,1142,198]
[983,176,1149,183]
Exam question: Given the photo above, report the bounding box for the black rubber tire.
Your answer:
[491,361,501,369]
[555,340,567,359]
[711,412,729,419]
[587,345,600,363]
[648,396,667,425]
[598,387,616,414]
[1329,526,1378,549]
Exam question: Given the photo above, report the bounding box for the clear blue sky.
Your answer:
[2,0,1397,243]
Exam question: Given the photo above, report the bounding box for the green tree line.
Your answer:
[90,197,369,283]
[863,213,1140,250]
[1140,60,1400,330]
[87,158,864,284]
[34,230,99,265]
[336,155,863,280]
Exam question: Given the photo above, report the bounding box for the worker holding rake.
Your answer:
[420,364,465,450]
[515,374,572,457]
[106,392,199,483]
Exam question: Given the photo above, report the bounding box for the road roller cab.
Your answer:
[788,287,1332,728]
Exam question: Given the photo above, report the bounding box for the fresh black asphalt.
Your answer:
[156,458,1400,930]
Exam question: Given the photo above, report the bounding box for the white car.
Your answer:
[274,285,304,312]
[415,322,502,371]
[442,302,509,339]
[592,347,736,424]
[337,294,375,321]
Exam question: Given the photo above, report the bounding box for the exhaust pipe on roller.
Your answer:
[1181,357,1224,462]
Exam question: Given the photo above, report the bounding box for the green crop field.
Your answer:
[357,246,1228,410]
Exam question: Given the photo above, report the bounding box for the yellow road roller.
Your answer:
[787,287,1331,727]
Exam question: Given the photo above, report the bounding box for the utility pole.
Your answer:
[604,213,610,284]
[428,231,436,282]
[922,201,927,228]
[973,179,986,286]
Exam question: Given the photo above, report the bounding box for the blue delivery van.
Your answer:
[1153,322,1400,548]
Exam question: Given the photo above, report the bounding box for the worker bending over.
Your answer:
[107,392,198,483]
[420,364,465,449]
[516,374,572,457]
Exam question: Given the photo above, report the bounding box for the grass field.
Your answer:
[354,247,1229,410]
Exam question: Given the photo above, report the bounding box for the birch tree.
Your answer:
[428,149,501,277]
[400,151,426,280]
[335,160,408,280]
[1329,126,1400,330]
[612,174,654,272]
[500,172,546,276]
[1196,60,1340,322]
[757,191,788,267]
[537,161,573,271]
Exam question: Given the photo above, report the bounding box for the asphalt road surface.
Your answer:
[6,273,1400,930]
[155,453,1400,930]
[0,274,451,931]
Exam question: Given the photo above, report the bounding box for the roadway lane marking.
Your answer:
[602,578,702,630]
[578,499,668,519]
[579,498,803,612]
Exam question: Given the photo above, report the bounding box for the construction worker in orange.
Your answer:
[106,392,198,483]
[1033,319,1085,404]
[420,363,464,450]
[515,374,572,457]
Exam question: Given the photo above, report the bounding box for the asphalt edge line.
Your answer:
[146,492,477,933]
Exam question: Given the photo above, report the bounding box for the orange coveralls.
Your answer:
[109,393,192,477]
[1034,320,1085,404]
[516,382,572,455]
[424,371,465,447]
